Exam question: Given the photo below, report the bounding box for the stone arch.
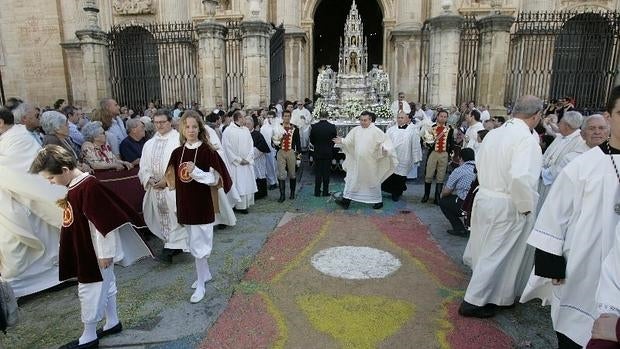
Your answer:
[302,0,394,21]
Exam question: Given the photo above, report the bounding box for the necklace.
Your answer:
[606,141,620,215]
[178,143,199,183]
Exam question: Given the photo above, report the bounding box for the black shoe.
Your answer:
[335,198,350,209]
[314,192,321,197]
[373,202,383,209]
[289,179,297,200]
[269,184,278,190]
[217,224,227,229]
[322,192,330,197]
[59,338,99,349]
[391,193,401,202]
[458,301,496,318]
[447,229,469,237]
[159,248,175,264]
[233,208,249,214]
[96,322,122,338]
[278,180,286,203]
[421,183,432,203]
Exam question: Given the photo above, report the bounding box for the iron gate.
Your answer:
[505,11,620,112]
[457,16,480,105]
[108,22,200,111]
[270,24,285,103]
[225,21,244,107]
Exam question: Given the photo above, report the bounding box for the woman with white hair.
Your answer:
[81,121,146,214]
[41,110,92,173]
[81,121,133,171]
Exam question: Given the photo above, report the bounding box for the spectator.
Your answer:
[439,148,476,237]
[119,118,147,165]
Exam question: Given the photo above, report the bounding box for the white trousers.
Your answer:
[78,265,117,324]
[235,194,255,210]
[265,151,277,185]
[185,224,213,259]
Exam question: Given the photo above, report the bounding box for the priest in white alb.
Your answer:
[520,87,620,348]
[222,110,257,213]
[537,110,584,209]
[204,118,239,227]
[139,110,188,262]
[334,111,397,209]
[381,112,421,201]
[459,95,543,318]
[0,105,66,297]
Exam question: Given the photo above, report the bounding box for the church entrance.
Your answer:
[312,0,383,97]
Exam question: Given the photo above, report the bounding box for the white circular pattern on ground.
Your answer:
[311,246,401,280]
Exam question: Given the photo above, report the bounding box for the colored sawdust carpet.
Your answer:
[200,212,514,349]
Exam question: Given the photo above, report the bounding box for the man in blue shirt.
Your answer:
[438,147,476,237]
[119,119,146,165]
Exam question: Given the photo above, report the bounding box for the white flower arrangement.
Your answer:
[341,101,365,119]
[371,99,392,120]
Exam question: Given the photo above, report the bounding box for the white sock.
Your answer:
[203,259,212,282]
[79,323,98,344]
[104,295,119,330]
[195,257,208,291]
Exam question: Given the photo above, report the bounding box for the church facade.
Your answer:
[1,0,619,115]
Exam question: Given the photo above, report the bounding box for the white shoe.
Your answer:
[191,275,213,289]
[190,288,206,303]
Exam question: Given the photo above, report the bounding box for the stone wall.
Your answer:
[0,1,67,107]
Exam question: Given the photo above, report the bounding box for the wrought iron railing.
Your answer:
[108,22,200,111]
[505,11,620,112]
[457,16,480,106]
[225,21,244,107]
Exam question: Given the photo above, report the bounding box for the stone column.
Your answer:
[241,21,272,108]
[284,31,308,100]
[477,14,514,117]
[389,26,422,103]
[60,42,86,106]
[196,21,227,109]
[75,29,111,110]
[427,14,463,107]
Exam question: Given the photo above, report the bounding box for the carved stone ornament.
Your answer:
[113,0,154,15]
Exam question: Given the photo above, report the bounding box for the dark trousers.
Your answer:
[314,158,331,195]
[557,332,582,349]
[438,194,466,231]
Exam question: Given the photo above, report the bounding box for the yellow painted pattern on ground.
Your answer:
[297,294,414,349]
[258,291,288,349]
[379,222,464,349]
[270,217,332,283]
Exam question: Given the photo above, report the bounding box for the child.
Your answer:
[30,145,152,349]
[165,113,232,303]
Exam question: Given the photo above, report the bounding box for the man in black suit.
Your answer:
[309,111,337,197]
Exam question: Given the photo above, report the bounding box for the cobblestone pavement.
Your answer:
[0,161,555,349]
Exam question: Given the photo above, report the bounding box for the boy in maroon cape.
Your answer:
[165,112,232,303]
[30,145,152,349]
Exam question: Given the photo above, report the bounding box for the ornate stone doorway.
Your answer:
[312,0,384,98]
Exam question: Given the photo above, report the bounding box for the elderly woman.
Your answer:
[80,121,146,214]
[41,110,92,172]
[80,121,133,171]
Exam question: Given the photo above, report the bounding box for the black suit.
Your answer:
[309,119,337,196]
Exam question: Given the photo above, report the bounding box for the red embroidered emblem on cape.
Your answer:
[62,202,74,227]
[178,162,193,183]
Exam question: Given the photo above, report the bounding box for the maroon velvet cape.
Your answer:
[60,175,147,283]
[167,143,232,225]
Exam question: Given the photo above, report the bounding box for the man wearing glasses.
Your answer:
[139,109,186,263]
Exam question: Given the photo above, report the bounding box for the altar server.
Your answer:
[31,145,152,349]
[459,95,543,318]
[381,112,422,201]
[521,87,620,348]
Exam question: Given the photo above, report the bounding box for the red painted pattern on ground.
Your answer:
[446,301,513,349]
[244,214,324,283]
[200,293,278,349]
[372,214,466,288]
